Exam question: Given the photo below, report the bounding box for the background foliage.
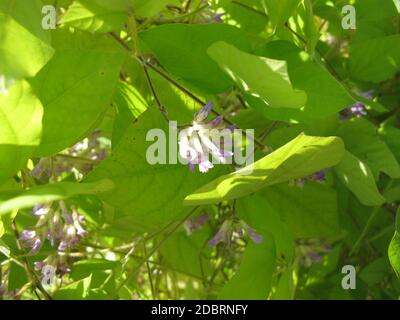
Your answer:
[0,0,400,300]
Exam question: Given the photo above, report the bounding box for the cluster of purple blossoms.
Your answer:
[20,202,87,256]
[208,219,263,247]
[31,130,109,181]
[179,102,234,173]
[340,90,374,120]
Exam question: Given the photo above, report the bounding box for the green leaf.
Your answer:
[8,261,28,291]
[334,151,385,207]
[264,183,341,239]
[252,41,354,123]
[53,275,92,299]
[139,23,251,93]
[161,230,212,278]
[263,0,302,31]
[207,41,307,109]
[0,179,114,216]
[389,209,400,278]
[349,0,400,82]
[30,46,124,156]
[0,81,43,183]
[360,258,390,285]
[237,193,294,260]
[223,0,269,34]
[185,134,345,205]
[350,35,400,83]
[0,0,54,90]
[219,232,276,299]
[61,0,128,33]
[112,81,148,148]
[337,118,400,180]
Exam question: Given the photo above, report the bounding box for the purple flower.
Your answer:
[72,210,87,237]
[184,213,209,235]
[208,220,232,247]
[23,236,43,255]
[32,204,50,216]
[209,115,223,128]
[179,102,234,173]
[210,13,225,23]
[194,102,214,123]
[240,222,263,244]
[19,229,36,241]
[311,170,326,182]
[350,102,367,117]
[341,90,374,119]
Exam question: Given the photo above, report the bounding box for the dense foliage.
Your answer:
[0,0,400,300]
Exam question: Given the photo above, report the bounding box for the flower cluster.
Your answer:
[179,102,234,173]
[20,202,87,256]
[31,130,109,181]
[208,219,263,247]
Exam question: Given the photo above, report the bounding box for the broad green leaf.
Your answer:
[263,0,302,31]
[337,118,400,180]
[8,261,28,291]
[0,81,43,183]
[112,81,148,148]
[223,0,269,34]
[139,23,251,93]
[70,259,117,288]
[334,151,385,207]
[219,232,276,299]
[238,193,294,260]
[61,0,128,33]
[0,0,54,91]
[252,41,354,123]
[389,209,400,278]
[349,0,400,82]
[185,134,345,205]
[30,47,124,156]
[0,179,114,216]
[353,0,399,41]
[53,275,92,300]
[360,258,390,285]
[349,35,400,83]
[208,41,307,109]
[264,183,341,239]
[161,230,212,278]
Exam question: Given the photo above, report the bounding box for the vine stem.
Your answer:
[113,206,199,296]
